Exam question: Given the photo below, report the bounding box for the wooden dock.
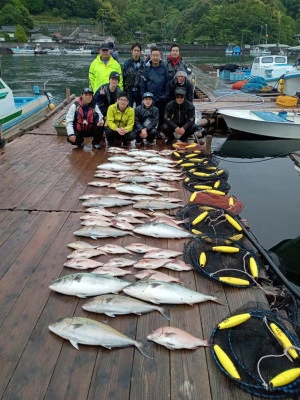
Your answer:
[0,110,290,400]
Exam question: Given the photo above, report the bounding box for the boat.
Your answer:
[218,109,300,139]
[0,77,54,141]
[64,46,92,55]
[45,46,64,54]
[225,44,241,56]
[34,44,47,55]
[11,45,34,55]
[250,46,271,56]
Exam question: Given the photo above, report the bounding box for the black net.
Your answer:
[211,302,300,398]
[183,178,231,194]
[184,237,261,288]
[186,168,229,181]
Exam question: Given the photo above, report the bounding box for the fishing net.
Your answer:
[185,168,229,181]
[183,178,231,195]
[170,149,207,160]
[175,156,220,171]
[184,237,261,288]
[211,302,300,398]
[176,205,245,244]
[187,192,244,215]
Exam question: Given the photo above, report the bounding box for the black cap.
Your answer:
[142,92,154,99]
[109,71,120,80]
[100,43,109,50]
[175,87,186,96]
[82,88,93,94]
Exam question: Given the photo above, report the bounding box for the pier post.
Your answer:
[66,88,70,103]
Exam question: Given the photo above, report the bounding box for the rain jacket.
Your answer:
[89,55,123,92]
[106,103,135,132]
[141,61,169,102]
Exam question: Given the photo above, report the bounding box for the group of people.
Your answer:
[66,42,197,149]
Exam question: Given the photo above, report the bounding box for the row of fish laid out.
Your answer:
[49,316,209,358]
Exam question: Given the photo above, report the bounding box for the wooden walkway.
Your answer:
[0,112,288,400]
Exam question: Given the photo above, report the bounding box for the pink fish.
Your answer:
[163,260,192,271]
[133,259,173,269]
[147,326,210,349]
[112,216,144,224]
[103,258,136,268]
[67,249,106,259]
[88,181,110,187]
[143,249,183,259]
[81,219,112,227]
[117,211,149,219]
[125,243,160,254]
[92,266,133,276]
[135,270,180,283]
[64,258,104,270]
[111,220,135,231]
[97,244,132,255]
[80,214,111,222]
[85,208,116,217]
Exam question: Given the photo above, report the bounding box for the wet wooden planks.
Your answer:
[0,132,284,400]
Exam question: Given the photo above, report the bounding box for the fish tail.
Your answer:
[158,307,171,321]
[135,341,153,359]
[212,297,227,306]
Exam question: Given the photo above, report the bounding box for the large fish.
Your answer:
[123,280,221,305]
[145,157,176,165]
[127,149,159,157]
[97,162,137,172]
[116,184,159,196]
[82,294,170,320]
[108,155,137,163]
[138,165,175,173]
[82,197,134,208]
[133,200,182,210]
[120,175,156,184]
[133,222,193,239]
[49,317,151,358]
[74,226,135,240]
[49,273,131,297]
[147,326,209,349]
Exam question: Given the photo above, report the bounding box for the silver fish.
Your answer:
[123,280,220,305]
[74,226,135,240]
[133,200,183,210]
[138,165,175,173]
[82,294,170,320]
[108,155,137,163]
[79,194,103,200]
[92,266,132,276]
[85,208,116,217]
[143,249,183,259]
[128,149,159,157]
[67,241,97,250]
[67,249,106,259]
[49,317,151,358]
[97,244,132,254]
[81,219,112,227]
[82,197,134,208]
[120,175,156,183]
[64,258,104,270]
[49,273,131,298]
[97,162,137,172]
[135,270,180,283]
[116,184,159,196]
[133,222,192,239]
[117,210,150,219]
[87,181,110,187]
[147,326,209,349]
[145,157,176,165]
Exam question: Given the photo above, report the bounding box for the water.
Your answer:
[1,52,300,284]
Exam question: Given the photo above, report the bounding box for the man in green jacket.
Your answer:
[89,43,123,92]
[105,92,135,147]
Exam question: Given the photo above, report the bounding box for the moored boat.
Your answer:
[64,46,92,55]
[11,45,34,55]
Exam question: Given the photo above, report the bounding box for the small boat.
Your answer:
[0,77,54,141]
[64,46,92,55]
[45,46,63,54]
[250,46,271,56]
[218,109,300,139]
[225,43,241,56]
[34,45,47,55]
[11,45,34,55]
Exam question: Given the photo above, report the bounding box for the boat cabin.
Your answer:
[250,55,293,79]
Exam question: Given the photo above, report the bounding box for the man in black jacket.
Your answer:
[123,42,145,107]
[94,71,122,118]
[161,87,197,145]
[133,92,159,146]
[169,70,194,103]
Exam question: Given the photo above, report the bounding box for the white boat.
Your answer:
[64,46,92,55]
[219,109,300,139]
[0,77,54,141]
[45,46,64,54]
[11,45,34,55]
[225,44,241,56]
[250,46,271,56]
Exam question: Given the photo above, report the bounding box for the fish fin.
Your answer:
[105,312,116,317]
[185,302,195,306]
[70,340,79,350]
[158,307,171,321]
[77,294,87,298]
[135,341,153,359]
[151,299,161,305]
[91,236,98,240]
[133,312,143,316]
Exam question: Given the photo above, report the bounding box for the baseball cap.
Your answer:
[175,87,186,96]
[82,88,93,94]
[109,71,120,80]
[175,70,187,78]
[142,92,154,99]
[100,43,109,50]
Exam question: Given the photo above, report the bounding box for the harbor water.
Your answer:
[1,52,300,284]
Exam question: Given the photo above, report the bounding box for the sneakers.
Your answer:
[92,144,101,149]
[145,139,156,146]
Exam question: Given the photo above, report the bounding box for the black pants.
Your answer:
[133,127,158,144]
[105,127,135,146]
[161,123,197,142]
[155,99,169,129]
[127,89,142,108]
[67,126,103,146]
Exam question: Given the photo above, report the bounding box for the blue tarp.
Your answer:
[251,111,293,123]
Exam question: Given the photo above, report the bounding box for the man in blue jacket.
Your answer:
[141,47,169,130]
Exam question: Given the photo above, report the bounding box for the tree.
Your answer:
[14,24,28,42]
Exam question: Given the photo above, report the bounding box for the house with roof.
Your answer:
[30,34,54,43]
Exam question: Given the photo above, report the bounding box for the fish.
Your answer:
[127,149,159,157]
[133,200,183,210]
[133,258,172,269]
[81,219,112,227]
[92,266,133,276]
[111,220,135,231]
[123,280,221,305]
[125,243,160,254]
[97,162,137,172]
[145,157,176,165]
[155,186,180,192]
[112,215,143,224]
[97,244,132,254]
[150,216,185,228]
[120,176,156,184]
[138,165,175,173]
[143,249,183,259]
[87,181,110,187]
[108,155,137,163]
[107,147,128,154]
[49,273,131,297]
[67,249,106,259]
[67,241,97,250]
[117,210,150,219]
[159,150,174,156]
[64,258,104,270]
[74,226,135,240]
[103,258,136,268]
[79,194,104,200]
[135,270,180,283]
[82,197,134,208]
[133,222,193,239]
[107,183,124,188]
[163,260,193,271]
[116,184,159,196]
[80,214,111,222]
[154,197,183,203]
[85,208,116,217]
[82,294,170,320]
[49,317,151,358]
[147,326,209,349]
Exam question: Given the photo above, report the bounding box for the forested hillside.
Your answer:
[0,0,299,44]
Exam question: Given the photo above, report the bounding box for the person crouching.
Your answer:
[161,87,197,145]
[66,88,104,149]
[133,92,159,147]
[105,92,135,147]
